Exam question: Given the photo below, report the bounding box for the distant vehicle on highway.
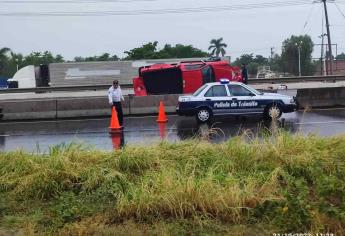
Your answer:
[176,79,298,123]
[7,65,50,89]
[256,66,277,79]
[133,57,243,96]
[7,62,122,89]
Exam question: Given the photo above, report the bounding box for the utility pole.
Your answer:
[15,58,19,72]
[320,13,325,76]
[322,0,333,75]
[295,41,302,76]
[298,45,301,76]
[270,47,274,68]
[319,33,327,75]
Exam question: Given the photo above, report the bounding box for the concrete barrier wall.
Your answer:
[296,87,345,108]
[129,94,179,115]
[56,97,114,118]
[1,87,344,120]
[0,99,57,120]
[0,94,180,121]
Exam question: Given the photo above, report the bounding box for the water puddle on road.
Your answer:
[1,109,345,152]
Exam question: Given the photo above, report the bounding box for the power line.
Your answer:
[230,47,273,54]
[301,2,317,33]
[0,0,279,3]
[0,1,313,16]
[0,0,157,3]
[334,2,345,19]
[0,0,307,2]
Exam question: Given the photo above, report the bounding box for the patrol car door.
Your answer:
[227,84,263,114]
[203,85,229,115]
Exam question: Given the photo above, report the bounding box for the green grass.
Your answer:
[0,131,344,235]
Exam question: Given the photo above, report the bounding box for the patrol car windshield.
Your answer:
[242,84,262,95]
[228,84,262,96]
[193,84,207,96]
[248,86,263,95]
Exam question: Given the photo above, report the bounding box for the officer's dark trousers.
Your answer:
[113,102,123,126]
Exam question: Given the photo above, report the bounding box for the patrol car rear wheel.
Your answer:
[196,108,212,123]
[264,104,282,120]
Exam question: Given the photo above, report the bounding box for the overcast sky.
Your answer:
[1,0,345,61]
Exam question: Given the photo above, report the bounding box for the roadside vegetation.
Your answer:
[3,35,345,78]
[0,130,345,235]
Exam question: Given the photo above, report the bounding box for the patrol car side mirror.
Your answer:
[249,93,255,96]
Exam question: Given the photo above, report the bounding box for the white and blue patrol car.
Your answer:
[176,79,298,123]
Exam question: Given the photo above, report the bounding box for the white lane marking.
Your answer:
[306,107,345,111]
[0,115,179,125]
[0,127,184,137]
[295,120,345,125]
[0,119,106,125]
[0,114,344,128]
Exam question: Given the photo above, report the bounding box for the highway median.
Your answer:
[0,131,344,235]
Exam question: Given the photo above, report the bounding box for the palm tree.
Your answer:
[208,38,227,57]
[0,47,11,74]
[0,47,10,61]
[0,47,10,55]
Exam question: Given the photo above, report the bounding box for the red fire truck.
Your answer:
[133,58,243,96]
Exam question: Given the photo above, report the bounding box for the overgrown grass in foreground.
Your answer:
[0,132,345,235]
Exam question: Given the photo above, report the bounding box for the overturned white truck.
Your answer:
[8,65,48,88]
[7,62,135,89]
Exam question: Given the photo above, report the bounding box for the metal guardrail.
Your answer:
[0,75,344,94]
[0,84,133,94]
[248,75,345,84]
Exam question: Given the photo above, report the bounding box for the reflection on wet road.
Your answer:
[1,108,345,152]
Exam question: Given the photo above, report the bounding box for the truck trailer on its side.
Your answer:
[7,59,209,89]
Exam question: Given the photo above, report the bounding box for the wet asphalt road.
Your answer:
[1,107,345,152]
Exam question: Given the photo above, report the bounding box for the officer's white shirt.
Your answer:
[108,85,124,104]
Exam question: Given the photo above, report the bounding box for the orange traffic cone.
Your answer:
[109,106,122,134]
[157,101,168,123]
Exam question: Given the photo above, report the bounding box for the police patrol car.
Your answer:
[176,79,298,123]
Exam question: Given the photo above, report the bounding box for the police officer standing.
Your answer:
[108,80,124,126]
[241,63,248,84]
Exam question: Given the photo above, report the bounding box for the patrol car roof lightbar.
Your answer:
[220,78,230,84]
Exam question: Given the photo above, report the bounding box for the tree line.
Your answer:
[0,42,209,78]
[1,35,344,78]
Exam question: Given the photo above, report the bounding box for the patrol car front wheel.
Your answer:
[196,108,212,123]
[264,104,282,120]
